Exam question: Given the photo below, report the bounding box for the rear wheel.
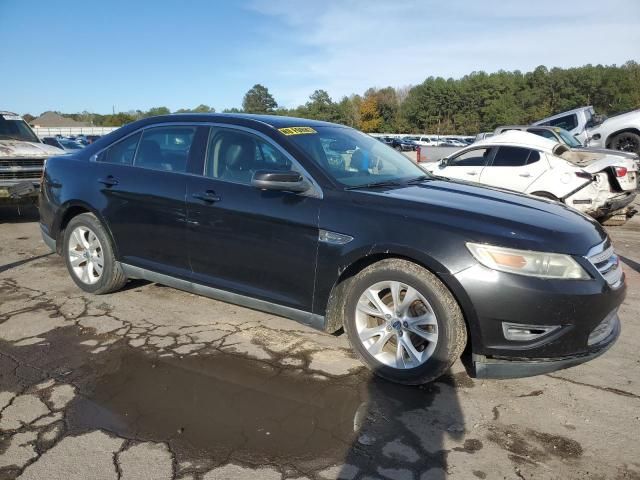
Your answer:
[342,259,467,385]
[63,213,127,294]
[610,132,640,155]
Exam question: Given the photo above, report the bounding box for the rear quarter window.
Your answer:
[492,147,540,167]
[99,132,142,165]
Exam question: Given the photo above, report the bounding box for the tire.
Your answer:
[601,213,628,226]
[610,132,640,155]
[63,213,127,294]
[395,145,402,151]
[341,259,467,385]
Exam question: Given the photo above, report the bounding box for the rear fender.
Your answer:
[54,200,120,259]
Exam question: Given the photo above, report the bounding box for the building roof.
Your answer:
[30,111,91,128]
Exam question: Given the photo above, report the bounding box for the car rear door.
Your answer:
[479,146,548,192]
[434,147,494,182]
[185,125,321,312]
[93,125,207,277]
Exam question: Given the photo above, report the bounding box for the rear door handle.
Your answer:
[518,173,532,178]
[192,190,221,203]
[98,176,118,187]
[466,171,478,176]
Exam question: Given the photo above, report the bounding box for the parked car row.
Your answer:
[377,135,474,151]
[42,134,102,151]
[424,130,638,225]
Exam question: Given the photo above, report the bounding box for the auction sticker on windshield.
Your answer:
[278,127,317,136]
[1,114,23,121]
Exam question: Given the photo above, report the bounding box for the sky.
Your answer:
[1,0,639,115]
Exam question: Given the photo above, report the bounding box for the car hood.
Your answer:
[0,140,65,158]
[590,108,640,133]
[352,178,606,255]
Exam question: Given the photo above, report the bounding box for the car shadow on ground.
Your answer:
[620,255,640,275]
[338,371,466,479]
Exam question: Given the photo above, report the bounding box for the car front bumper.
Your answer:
[471,311,620,378]
[450,256,626,378]
[40,223,57,253]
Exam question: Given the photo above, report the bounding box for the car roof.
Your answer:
[474,130,560,153]
[533,106,593,124]
[0,111,20,116]
[148,113,345,130]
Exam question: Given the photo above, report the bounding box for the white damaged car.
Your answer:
[423,131,638,225]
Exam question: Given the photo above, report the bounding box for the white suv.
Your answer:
[533,106,640,156]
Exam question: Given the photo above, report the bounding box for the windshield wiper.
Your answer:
[0,135,25,141]
[406,175,430,184]
[344,180,406,190]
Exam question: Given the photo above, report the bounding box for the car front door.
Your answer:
[94,125,206,277]
[185,126,321,312]
[435,147,494,182]
[479,146,548,192]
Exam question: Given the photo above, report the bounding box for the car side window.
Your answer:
[204,128,292,185]
[134,126,196,173]
[100,132,141,165]
[448,148,492,167]
[545,114,578,131]
[492,147,539,167]
[529,129,556,141]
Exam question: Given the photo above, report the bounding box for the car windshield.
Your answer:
[60,139,83,150]
[285,126,428,187]
[556,128,583,148]
[0,115,40,142]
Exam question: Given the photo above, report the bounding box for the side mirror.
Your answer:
[251,170,309,193]
[439,157,448,167]
[587,114,605,129]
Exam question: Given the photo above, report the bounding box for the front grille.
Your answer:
[0,158,45,168]
[587,240,623,288]
[0,171,41,180]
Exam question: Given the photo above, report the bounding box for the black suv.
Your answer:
[39,114,624,384]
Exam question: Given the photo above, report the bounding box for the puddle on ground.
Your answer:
[67,349,444,467]
[69,351,367,463]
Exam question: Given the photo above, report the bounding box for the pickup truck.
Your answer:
[0,111,64,203]
[533,106,640,156]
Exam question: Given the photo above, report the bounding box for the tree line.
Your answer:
[27,61,640,135]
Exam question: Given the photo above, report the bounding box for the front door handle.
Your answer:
[518,173,532,178]
[192,190,221,203]
[97,176,118,187]
[466,171,478,176]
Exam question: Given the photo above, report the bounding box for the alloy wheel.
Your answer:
[354,280,438,369]
[68,226,104,285]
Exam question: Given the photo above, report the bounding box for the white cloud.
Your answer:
[246,0,640,107]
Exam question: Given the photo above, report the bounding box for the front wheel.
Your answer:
[342,259,467,385]
[610,132,640,155]
[63,213,127,294]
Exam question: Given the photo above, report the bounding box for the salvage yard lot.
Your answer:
[1,203,639,480]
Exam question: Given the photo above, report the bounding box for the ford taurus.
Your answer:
[39,114,624,384]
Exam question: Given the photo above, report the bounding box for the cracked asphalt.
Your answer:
[1,203,639,480]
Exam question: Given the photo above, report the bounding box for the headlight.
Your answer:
[466,243,589,280]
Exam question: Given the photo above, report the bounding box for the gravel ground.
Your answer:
[0,202,639,480]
